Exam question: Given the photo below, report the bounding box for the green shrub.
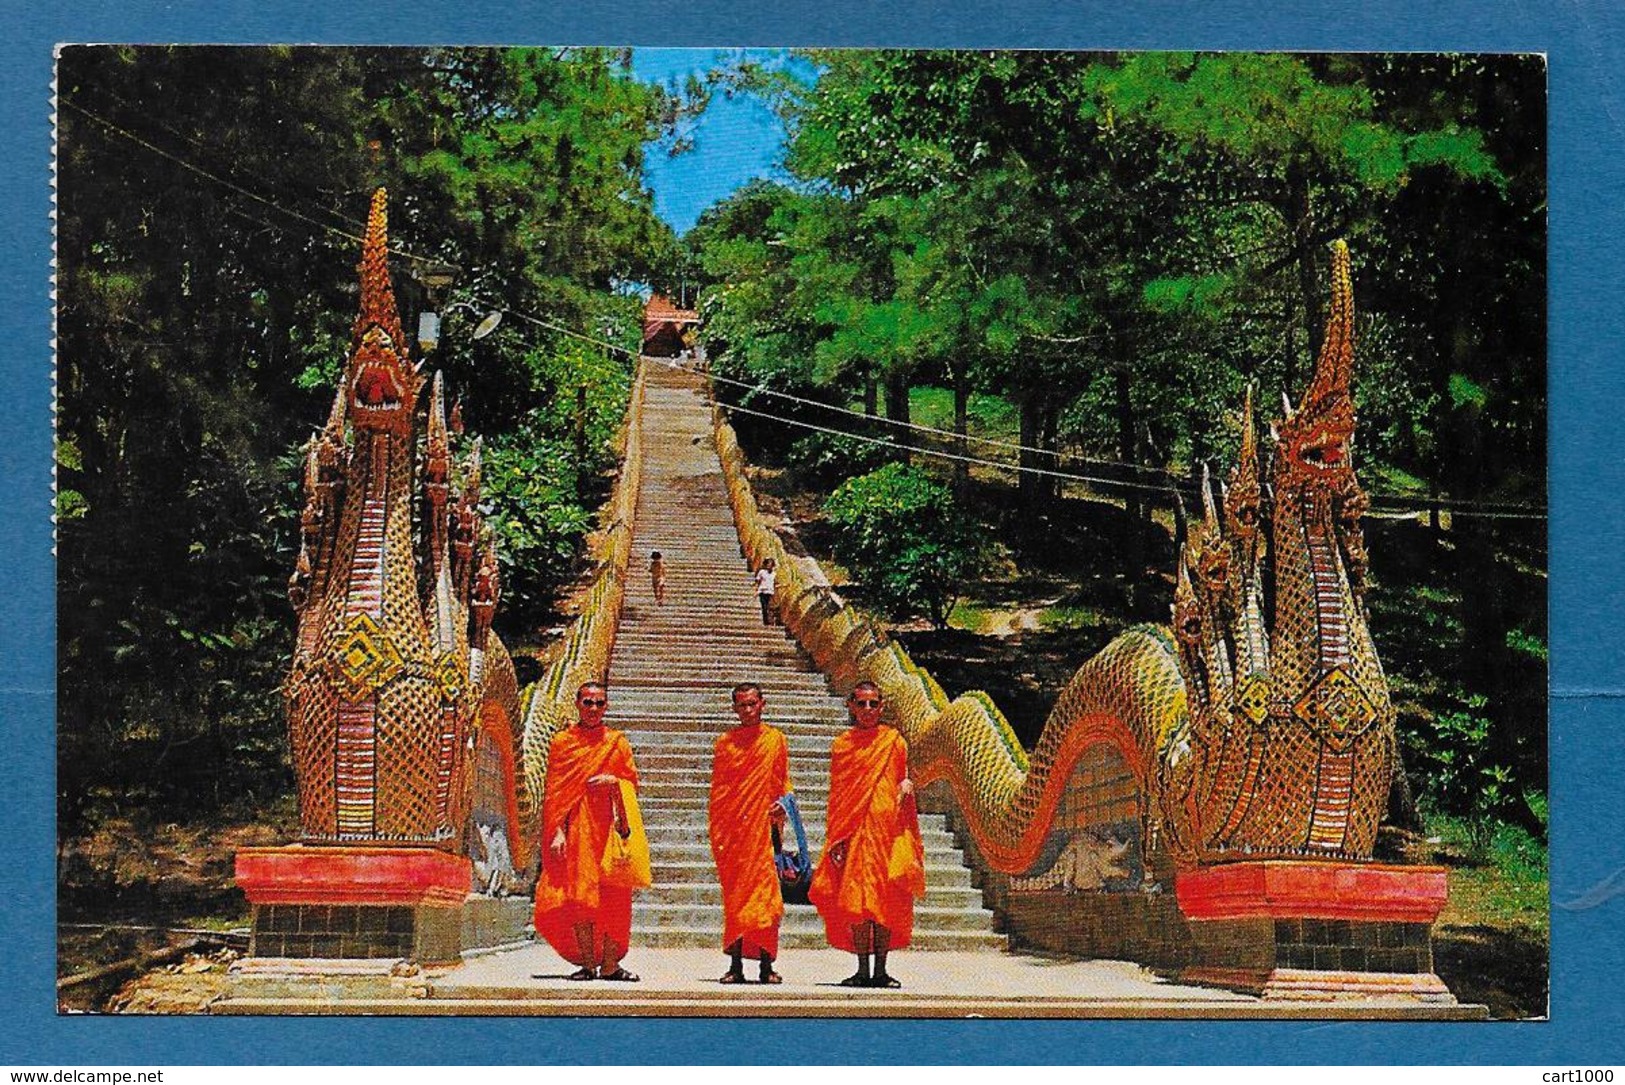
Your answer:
[786,430,899,487]
[823,463,986,627]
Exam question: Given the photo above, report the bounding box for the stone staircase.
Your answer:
[605,360,1002,951]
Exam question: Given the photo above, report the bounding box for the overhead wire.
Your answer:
[59,97,439,268]
[465,298,1547,520]
[59,97,1548,523]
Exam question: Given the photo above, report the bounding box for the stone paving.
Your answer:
[218,941,1483,1017]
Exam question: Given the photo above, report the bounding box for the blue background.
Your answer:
[5,0,1620,1065]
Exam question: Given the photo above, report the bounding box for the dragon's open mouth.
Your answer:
[1299,434,1347,471]
[354,362,405,413]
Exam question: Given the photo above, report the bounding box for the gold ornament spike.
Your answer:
[345,188,420,436]
[1300,240,1355,415]
[1224,384,1263,543]
[352,187,407,354]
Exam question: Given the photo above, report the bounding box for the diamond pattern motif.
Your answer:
[1233,674,1270,727]
[1291,667,1378,752]
[333,613,406,693]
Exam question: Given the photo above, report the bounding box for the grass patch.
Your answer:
[1037,604,1113,633]
[905,386,1020,441]
[949,601,991,633]
[1430,814,1549,936]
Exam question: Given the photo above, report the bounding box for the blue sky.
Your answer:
[630,48,799,235]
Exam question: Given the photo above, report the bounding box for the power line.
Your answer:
[464,295,1546,520]
[720,398,1184,496]
[59,97,438,268]
[56,97,1546,522]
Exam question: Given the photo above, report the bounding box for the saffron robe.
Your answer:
[708,723,791,958]
[533,724,641,965]
[808,724,926,952]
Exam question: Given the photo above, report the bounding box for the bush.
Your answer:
[786,430,900,488]
[823,463,986,626]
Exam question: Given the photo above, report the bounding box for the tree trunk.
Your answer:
[1115,365,1140,524]
[863,371,878,417]
[1018,390,1044,515]
[884,371,911,464]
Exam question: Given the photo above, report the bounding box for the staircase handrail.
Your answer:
[708,397,1152,874]
[517,363,648,835]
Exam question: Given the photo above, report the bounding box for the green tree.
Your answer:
[824,463,987,627]
[55,46,673,832]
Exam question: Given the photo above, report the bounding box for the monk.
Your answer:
[808,681,925,988]
[708,682,792,984]
[533,681,642,982]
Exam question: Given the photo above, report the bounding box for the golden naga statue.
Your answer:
[283,189,532,873]
[1159,239,1391,865]
[725,241,1395,877]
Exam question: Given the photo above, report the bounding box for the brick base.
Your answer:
[1176,863,1455,1002]
[235,845,531,965]
[1002,891,1193,969]
[250,902,462,963]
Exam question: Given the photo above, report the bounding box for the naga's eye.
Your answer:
[1236,506,1258,526]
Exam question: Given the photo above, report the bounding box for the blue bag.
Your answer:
[772,792,813,905]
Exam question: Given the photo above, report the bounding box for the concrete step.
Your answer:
[638,780,838,803]
[641,881,986,909]
[633,901,996,933]
[635,758,832,776]
[636,770,833,790]
[625,926,1008,951]
[640,834,965,862]
[611,695,848,711]
[618,722,850,740]
[644,860,976,892]
[605,669,827,687]
[625,737,843,758]
[614,629,800,643]
[616,719,851,736]
[640,811,959,843]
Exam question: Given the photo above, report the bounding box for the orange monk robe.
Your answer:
[808,724,926,952]
[708,723,791,959]
[533,725,640,965]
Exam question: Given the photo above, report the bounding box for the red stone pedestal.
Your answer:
[236,845,472,906]
[1173,861,1456,1003]
[235,845,474,962]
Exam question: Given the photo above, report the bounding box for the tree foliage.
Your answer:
[56,47,674,832]
[824,463,988,627]
[686,50,1546,835]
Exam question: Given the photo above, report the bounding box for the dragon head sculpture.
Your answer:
[1161,241,1395,865]
[347,190,420,438]
[282,189,528,869]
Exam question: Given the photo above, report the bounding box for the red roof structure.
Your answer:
[641,294,699,357]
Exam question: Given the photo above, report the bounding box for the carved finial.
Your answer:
[1200,463,1219,531]
[1302,240,1355,413]
[346,188,419,436]
[1238,383,1256,472]
[353,188,407,353]
[1224,385,1263,543]
[427,372,450,467]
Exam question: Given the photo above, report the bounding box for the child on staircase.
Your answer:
[649,550,667,605]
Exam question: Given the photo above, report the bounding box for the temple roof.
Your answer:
[644,294,699,325]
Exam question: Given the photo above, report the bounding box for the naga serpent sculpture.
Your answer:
[283,188,532,873]
[716,240,1394,880]
[283,200,1390,909]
